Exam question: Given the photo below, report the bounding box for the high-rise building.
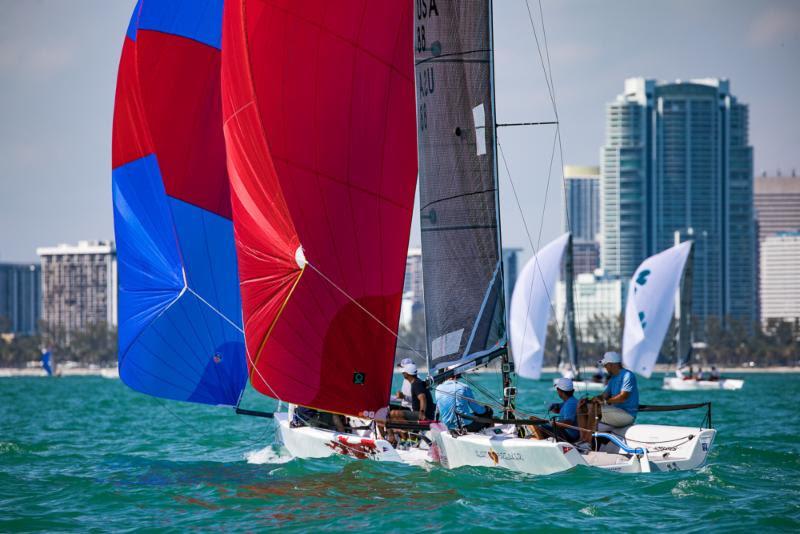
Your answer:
[0,263,41,334]
[400,248,423,328]
[753,173,800,322]
[754,174,800,241]
[760,232,800,323]
[503,247,522,308]
[601,78,755,329]
[36,241,118,340]
[563,165,601,274]
[572,241,600,276]
[563,165,600,242]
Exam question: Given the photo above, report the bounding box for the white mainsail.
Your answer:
[622,241,693,377]
[510,233,570,379]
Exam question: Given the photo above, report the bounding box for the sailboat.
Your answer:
[659,240,744,391]
[508,233,604,391]
[41,349,54,377]
[113,0,431,465]
[416,0,715,474]
[220,0,432,463]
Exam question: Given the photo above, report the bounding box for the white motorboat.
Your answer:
[663,377,744,391]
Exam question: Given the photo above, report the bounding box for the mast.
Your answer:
[487,0,515,418]
[677,236,694,371]
[564,234,581,380]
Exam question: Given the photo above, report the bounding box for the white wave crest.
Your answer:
[244,445,294,465]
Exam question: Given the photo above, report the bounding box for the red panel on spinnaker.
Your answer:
[112,0,247,406]
[222,0,418,415]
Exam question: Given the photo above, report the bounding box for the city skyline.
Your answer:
[0,1,798,263]
[601,77,756,326]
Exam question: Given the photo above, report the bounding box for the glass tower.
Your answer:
[601,78,755,329]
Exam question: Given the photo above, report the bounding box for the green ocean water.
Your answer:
[1,373,799,532]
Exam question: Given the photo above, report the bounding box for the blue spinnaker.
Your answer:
[112,0,246,406]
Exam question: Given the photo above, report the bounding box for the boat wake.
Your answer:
[244,445,293,465]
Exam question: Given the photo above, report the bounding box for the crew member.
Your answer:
[390,363,435,421]
[434,374,493,431]
[532,377,579,442]
[710,366,721,381]
[582,351,639,429]
[394,357,414,409]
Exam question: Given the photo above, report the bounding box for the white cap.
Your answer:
[402,363,418,375]
[555,377,574,392]
[397,358,413,368]
[599,351,622,365]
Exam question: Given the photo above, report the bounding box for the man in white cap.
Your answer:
[584,351,639,429]
[390,363,434,422]
[531,377,579,441]
[394,357,414,409]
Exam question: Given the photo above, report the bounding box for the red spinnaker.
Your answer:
[222,0,418,415]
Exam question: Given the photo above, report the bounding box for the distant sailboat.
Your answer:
[622,241,693,377]
[41,350,53,377]
[659,240,744,391]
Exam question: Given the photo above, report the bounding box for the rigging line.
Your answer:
[186,288,244,334]
[524,0,580,376]
[157,397,207,435]
[497,134,570,363]
[305,261,427,362]
[496,121,558,128]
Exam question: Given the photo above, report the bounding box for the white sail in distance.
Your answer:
[510,233,570,379]
[622,241,693,378]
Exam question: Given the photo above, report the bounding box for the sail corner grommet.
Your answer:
[295,246,307,268]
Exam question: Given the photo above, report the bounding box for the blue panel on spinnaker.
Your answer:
[169,197,242,327]
[126,0,142,41]
[137,0,224,49]
[113,154,184,355]
[113,154,246,406]
[119,291,246,406]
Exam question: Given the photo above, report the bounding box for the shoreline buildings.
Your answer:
[601,78,755,330]
[36,241,117,341]
[755,174,800,323]
[0,263,41,334]
[760,233,800,324]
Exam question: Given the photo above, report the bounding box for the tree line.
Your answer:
[0,318,117,367]
[396,311,800,368]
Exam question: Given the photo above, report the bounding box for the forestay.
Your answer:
[623,241,693,377]
[222,1,418,416]
[415,0,507,374]
[112,0,247,406]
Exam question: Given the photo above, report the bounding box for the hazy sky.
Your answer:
[1,0,798,263]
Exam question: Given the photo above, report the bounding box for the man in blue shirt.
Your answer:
[435,375,492,431]
[532,377,579,442]
[588,351,639,428]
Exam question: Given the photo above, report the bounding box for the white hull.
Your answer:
[553,378,606,392]
[431,423,715,475]
[275,413,429,466]
[662,377,743,391]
